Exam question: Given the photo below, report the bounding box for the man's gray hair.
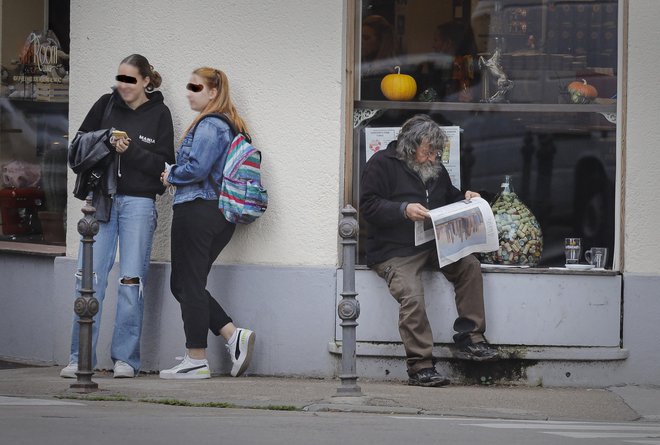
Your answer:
[395,114,447,159]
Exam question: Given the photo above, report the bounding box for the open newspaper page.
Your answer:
[414,197,499,268]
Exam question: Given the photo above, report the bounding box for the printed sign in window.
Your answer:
[364,126,461,189]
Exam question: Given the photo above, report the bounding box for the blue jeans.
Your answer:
[68,195,157,371]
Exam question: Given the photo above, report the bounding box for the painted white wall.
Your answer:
[66,0,345,266]
[625,1,660,274]
[66,1,660,275]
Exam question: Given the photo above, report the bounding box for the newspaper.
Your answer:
[414,197,499,268]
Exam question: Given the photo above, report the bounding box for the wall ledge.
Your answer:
[328,341,629,361]
[0,241,65,257]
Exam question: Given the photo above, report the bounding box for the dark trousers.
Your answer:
[372,251,486,375]
[171,199,235,349]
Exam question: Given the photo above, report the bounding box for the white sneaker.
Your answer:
[113,360,135,378]
[159,355,210,380]
[60,362,78,379]
[227,328,255,377]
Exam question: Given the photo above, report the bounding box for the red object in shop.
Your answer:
[0,187,44,236]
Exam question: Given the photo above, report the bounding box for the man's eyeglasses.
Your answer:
[115,75,138,84]
[418,148,441,159]
[186,83,204,93]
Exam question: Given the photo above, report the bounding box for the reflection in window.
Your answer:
[1,0,70,245]
[354,1,618,268]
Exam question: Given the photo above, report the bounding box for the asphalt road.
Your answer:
[2,398,660,445]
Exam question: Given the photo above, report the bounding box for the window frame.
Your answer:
[344,0,625,271]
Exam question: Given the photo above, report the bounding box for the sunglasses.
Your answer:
[186,83,204,93]
[115,74,138,84]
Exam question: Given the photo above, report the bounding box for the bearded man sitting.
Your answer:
[360,114,499,388]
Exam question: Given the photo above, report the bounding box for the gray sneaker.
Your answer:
[159,355,210,380]
[455,341,500,361]
[59,362,78,379]
[408,367,450,387]
[227,328,255,377]
[113,360,135,378]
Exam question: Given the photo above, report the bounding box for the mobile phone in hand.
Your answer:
[112,130,128,139]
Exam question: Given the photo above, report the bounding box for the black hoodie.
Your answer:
[360,141,464,266]
[78,90,175,199]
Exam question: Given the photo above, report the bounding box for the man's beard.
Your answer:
[405,157,440,184]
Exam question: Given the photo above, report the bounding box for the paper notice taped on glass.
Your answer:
[414,197,499,268]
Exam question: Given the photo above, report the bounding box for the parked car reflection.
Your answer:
[459,111,616,267]
[356,109,616,268]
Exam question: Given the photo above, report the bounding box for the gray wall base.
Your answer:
[345,355,635,388]
[331,270,660,387]
[1,253,659,386]
[329,342,630,387]
[49,257,340,377]
[339,269,622,346]
[0,253,58,365]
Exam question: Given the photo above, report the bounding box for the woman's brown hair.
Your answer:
[120,54,162,91]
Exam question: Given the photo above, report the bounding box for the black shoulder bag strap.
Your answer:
[100,92,115,128]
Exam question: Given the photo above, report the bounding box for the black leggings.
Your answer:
[170,199,235,349]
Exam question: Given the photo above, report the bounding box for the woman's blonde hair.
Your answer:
[182,67,249,138]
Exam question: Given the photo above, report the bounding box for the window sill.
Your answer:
[329,342,629,362]
[354,264,619,275]
[355,100,617,114]
[0,241,65,257]
[480,265,619,275]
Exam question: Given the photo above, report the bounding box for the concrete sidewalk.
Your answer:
[0,365,659,422]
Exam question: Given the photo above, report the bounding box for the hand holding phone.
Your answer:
[111,130,130,153]
[112,130,128,139]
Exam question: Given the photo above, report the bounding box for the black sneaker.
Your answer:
[408,367,450,387]
[455,341,500,362]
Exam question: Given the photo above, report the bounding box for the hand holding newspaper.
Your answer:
[414,197,499,268]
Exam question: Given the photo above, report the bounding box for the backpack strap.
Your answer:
[191,113,239,199]
[192,112,251,143]
[211,113,252,143]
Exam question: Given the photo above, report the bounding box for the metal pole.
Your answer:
[336,205,362,396]
[69,195,99,392]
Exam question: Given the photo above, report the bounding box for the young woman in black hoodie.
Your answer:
[61,54,174,379]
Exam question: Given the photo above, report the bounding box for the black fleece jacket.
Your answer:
[79,90,175,199]
[360,141,464,266]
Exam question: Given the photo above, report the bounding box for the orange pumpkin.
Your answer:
[380,66,417,101]
[567,79,598,104]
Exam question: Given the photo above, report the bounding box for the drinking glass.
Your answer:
[565,237,581,264]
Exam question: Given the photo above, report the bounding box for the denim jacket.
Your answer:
[167,117,232,206]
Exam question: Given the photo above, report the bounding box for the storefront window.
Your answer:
[352,0,618,268]
[0,0,69,246]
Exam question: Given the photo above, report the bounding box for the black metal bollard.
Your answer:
[336,205,362,396]
[69,196,99,392]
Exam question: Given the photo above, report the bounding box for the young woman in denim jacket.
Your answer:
[159,67,255,379]
[61,54,175,379]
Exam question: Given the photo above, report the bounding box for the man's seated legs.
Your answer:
[373,250,449,387]
[440,254,499,361]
